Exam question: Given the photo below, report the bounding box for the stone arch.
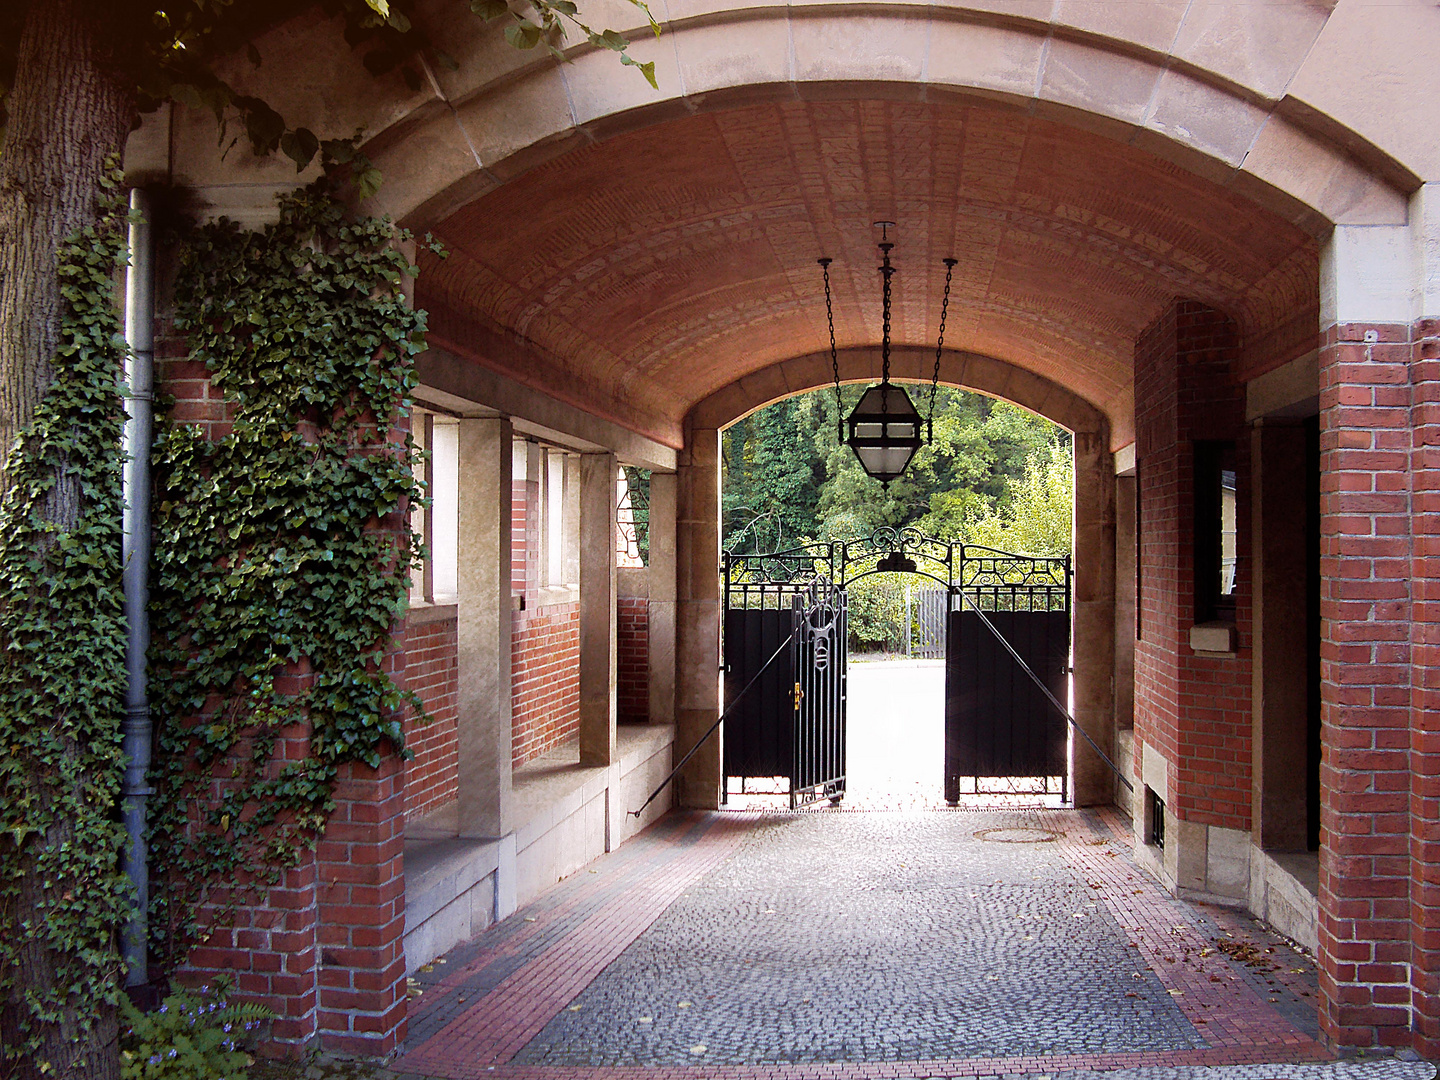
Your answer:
[688,345,1106,440]
[347,9,1416,234]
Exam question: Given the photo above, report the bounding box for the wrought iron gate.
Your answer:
[722,530,1071,807]
[722,559,847,807]
[945,547,1071,803]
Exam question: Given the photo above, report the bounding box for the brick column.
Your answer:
[316,755,406,1055]
[1132,301,1254,898]
[1412,317,1440,1058]
[1316,322,1414,1049]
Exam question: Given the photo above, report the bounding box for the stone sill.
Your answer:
[1189,620,1236,657]
[407,599,458,626]
[523,584,579,610]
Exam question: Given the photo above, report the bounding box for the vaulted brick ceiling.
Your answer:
[416,98,1319,448]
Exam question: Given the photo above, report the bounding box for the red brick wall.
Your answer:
[1410,318,1440,1058]
[157,321,408,1056]
[618,596,649,721]
[512,481,527,596]
[1133,301,1253,831]
[402,615,459,822]
[1317,321,1419,1052]
[512,603,581,766]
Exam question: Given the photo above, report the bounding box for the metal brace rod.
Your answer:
[954,589,1134,793]
[630,595,824,818]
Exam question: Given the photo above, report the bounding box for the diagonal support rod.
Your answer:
[631,595,824,817]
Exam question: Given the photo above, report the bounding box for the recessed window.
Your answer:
[1147,787,1165,849]
[410,411,459,605]
[1194,441,1237,624]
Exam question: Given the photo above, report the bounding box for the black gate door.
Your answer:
[722,554,848,808]
[944,547,1071,803]
[789,585,847,805]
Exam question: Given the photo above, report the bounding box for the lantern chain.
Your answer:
[928,257,957,442]
[820,257,843,440]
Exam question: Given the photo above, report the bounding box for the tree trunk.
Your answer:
[0,2,136,1078]
[0,0,136,506]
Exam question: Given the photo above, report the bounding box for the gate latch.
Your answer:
[792,682,804,710]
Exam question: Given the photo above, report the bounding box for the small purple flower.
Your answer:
[149,1056,160,1066]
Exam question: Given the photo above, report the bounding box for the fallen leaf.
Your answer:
[690,1045,707,1055]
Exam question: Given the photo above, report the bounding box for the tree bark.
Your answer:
[0,2,136,1078]
[0,0,136,506]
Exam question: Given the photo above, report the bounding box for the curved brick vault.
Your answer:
[416,98,1318,451]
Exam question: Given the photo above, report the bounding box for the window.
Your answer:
[1147,787,1165,849]
[1194,441,1237,624]
[411,409,458,605]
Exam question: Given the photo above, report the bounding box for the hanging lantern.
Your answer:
[846,383,922,484]
[820,224,956,487]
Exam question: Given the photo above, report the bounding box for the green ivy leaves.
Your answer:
[0,166,132,1075]
[148,189,432,967]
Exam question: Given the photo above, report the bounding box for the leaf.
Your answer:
[169,83,207,112]
[355,165,384,200]
[433,49,460,71]
[471,0,510,20]
[280,128,320,172]
[505,22,544,49]
[243,103,285,155]
[362,0,391,15]
[321,139,356,165]
[599,28,628,51]
[620,54,658,89]
[246,42,263,68]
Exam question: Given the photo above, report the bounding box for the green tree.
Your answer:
[960,439,1074,556]
[722,396,827,551]
[0,3,651,1075]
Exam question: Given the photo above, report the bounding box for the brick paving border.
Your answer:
[397,814,754,1075]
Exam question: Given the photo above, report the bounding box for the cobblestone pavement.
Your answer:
[386,806,1437,1080]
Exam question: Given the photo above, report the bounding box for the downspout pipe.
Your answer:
[121,187,155,989]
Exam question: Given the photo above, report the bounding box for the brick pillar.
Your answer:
[316,755,407,1055]
[1316,321,1415,1050]
[1412,317,1440,1058]
[1132,301,1254,898]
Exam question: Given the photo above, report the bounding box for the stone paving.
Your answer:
[385,805,1436,1080]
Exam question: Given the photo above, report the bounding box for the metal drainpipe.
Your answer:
[121,187,155,989]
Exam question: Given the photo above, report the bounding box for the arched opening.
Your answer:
[717,383,1077,811]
